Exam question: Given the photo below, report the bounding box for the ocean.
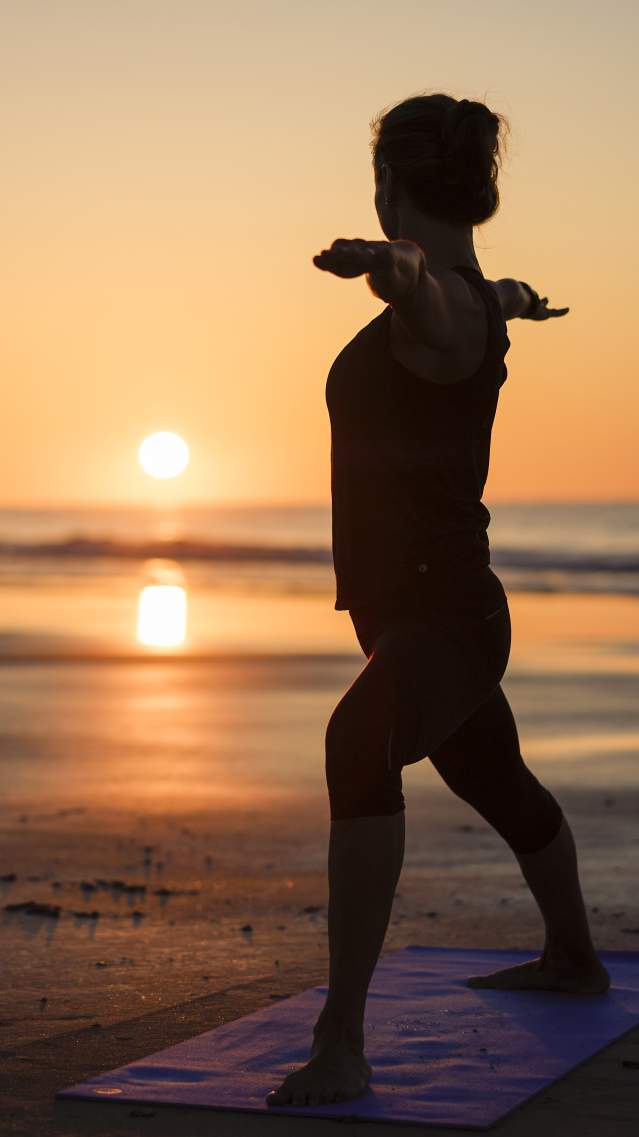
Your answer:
[1,495,639,805]
[0,500,638,659]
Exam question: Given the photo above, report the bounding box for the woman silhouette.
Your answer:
[266,92,609,1111]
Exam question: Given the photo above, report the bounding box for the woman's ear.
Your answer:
[381,162,394,205]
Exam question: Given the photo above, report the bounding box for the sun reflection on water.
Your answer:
[137,559,187,648]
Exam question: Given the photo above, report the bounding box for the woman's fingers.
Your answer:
[317,238,374,259]
[313,250,372,277]
[313,238,390,278]
[525,295,570,320]
[533,300,570,320]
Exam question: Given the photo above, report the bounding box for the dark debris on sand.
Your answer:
[4,901,61,918]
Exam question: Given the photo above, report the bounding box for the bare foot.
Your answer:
[265,1038,372,1108]
[466,954,610,995]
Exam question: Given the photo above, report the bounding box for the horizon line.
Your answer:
[0,497,638,512]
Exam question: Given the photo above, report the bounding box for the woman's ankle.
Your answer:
[313,1005,364,1051]
[542,941,601,969]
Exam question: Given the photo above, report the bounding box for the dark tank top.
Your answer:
[325,265,511,612]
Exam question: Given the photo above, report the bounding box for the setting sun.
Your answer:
[138,432,189,479]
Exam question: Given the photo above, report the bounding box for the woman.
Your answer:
[266,92,609,1111]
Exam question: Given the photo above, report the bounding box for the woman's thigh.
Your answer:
[428,680,522,788]
[334,591,511,775]
[373,600,511,769]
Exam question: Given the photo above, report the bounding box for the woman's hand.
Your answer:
[313,238,426,304]
[520,282,570,320]
[524,297,570,320]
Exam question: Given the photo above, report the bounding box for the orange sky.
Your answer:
[1,1,637,507]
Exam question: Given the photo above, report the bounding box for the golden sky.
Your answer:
[1,0,636,507]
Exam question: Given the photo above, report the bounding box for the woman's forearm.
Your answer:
[497,278,538,320]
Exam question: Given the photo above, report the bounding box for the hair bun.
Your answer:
[441,98,473,148]
[443,97,498,145]
[455,98,474,121]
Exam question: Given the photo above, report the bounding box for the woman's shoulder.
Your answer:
[388,266,490,386]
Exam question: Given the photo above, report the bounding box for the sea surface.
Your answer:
[0,501,638,813]
[0,500,638,658]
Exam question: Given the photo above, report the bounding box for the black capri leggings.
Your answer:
[325,564,563,856]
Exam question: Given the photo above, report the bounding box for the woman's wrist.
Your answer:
[519,281,541,319]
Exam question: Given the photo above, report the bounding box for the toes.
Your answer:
[316,1087,336,1105]
[267,1085,337,1109]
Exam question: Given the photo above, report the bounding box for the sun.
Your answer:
[138,432,189,479]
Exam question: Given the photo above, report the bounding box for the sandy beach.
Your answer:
[2,783,639,1051]
[1,588,639,1134]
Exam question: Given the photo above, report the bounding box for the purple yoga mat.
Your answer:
[56,945,639,1129]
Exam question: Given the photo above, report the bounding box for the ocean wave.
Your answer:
[0,535,638,575]
[0,536,332,564]
[492,547,639,574]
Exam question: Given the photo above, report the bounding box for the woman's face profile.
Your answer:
[373,159,397,241]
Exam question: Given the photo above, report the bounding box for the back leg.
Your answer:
[428,686,607,994]
[428,683,563,854]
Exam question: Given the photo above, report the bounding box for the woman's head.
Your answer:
[370,92,509,229]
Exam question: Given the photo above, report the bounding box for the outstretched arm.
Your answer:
[313,239,570,343]
[490,278,570,321]
[313,237,455,351]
